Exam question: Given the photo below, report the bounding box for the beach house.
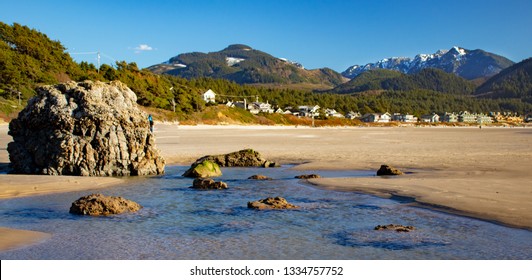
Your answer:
[441,112,458,123]
[361,112,391,123]
[203,89,216,103]
[420,113,440,123]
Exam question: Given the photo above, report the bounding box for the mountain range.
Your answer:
[342,46,514,80]
[147,44,347,89]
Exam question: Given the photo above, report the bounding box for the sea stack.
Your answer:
[7,80,165,176]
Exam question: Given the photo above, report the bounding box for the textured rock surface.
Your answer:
[8,81,165,176]
[295,174,321,179]
[248,174,272,180]
[247,197,299,210]
[190,178,228,190]
[376,165,403,176]
[182,160,222,178]
[374,224,416,232]
[69,193,142,216]
[192,149,279,168]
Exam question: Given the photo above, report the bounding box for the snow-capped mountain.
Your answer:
[342,47,514,80]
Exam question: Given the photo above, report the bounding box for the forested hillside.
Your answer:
[147,44,346,88]
[475,58,532,102]
[332,68,476,95]
[1,22,531,123]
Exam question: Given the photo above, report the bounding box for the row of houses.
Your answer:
[355,111,524,124]
[204,89,530,123]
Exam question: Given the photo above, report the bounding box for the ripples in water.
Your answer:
[0,165,531,259]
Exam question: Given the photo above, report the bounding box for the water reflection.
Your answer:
[0,165,531,259]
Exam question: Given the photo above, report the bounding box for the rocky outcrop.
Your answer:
[8,81,165,176]
[376,165,403,176]
[69,193,142,216]
[190,178,228,190]
[374,224,415,232]
[182,160,222,178]
[295,174,321,179]
[248,174,272,180]
[247,197,299,210]
[191,149,279,168]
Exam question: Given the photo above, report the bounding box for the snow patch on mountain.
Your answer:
[342,46,511,80]
[226,57,246,66]
[279,58,305,69]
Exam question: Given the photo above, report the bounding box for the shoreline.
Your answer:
[1,124,531,252]
[304,174,532,231]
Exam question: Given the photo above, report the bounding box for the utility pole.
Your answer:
[169,87,176,112]
[97,51,101,74]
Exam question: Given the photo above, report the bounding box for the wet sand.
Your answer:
[1,124,531,251]
[154,124,532,229]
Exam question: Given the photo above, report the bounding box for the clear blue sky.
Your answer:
[1,0,530,72]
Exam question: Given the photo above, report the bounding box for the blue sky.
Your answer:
[1,0,530,72]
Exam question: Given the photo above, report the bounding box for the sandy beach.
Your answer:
[1,123,531,251]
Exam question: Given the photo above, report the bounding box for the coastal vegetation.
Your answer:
[1,22,531,124]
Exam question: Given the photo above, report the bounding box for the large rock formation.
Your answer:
[8,81,165,176]
[69,193,142,216]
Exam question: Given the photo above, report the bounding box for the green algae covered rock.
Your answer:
[182,160,222,178]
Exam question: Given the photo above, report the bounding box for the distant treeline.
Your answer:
[1,21,531,121]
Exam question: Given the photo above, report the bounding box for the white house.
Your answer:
[248,101,274,114]
[420,113,440,123]
[393,113,417,123]
[298,105,320,117]
[346,111,361,119]
[203,89,216,103]
[361,112,391,123]
[325,108,344,118]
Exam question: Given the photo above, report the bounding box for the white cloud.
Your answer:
[133,44,154,53]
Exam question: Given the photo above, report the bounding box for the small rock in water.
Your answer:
[295,174,321,179]
[69,193,142,216]
[183,160,222,178]
[248,197,299,210]
[248,174,272,180]
[376,165,403,176]
[190,178,228,190]
[374,224,415,232]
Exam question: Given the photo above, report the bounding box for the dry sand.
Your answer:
[1,123,531,251]
[154,124,532,229]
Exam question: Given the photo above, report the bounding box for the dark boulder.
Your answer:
[374,224,415,232]
[247,197,299,210]
[190,149,279,168]
[295,174,321,179]
[376,165,403,176]
[190,178,228,190]
[69,193,142,216]
[248,174,272,180]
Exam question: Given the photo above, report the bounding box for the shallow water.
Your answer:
[0,166,531,259]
